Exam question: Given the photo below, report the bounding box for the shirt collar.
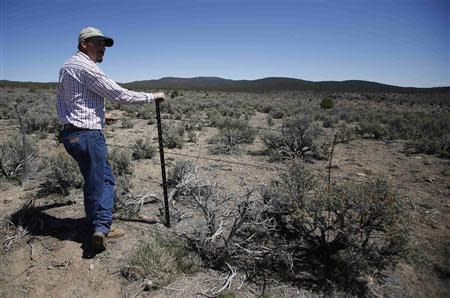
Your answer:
[77,51,95,63]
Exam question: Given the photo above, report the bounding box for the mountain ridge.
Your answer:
[123,77,449,93]
[1,77,449,93]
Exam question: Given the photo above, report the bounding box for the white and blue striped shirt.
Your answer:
[56,51,155,129]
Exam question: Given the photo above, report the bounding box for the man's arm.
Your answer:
[84,67,165,103]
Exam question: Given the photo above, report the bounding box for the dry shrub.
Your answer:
[0,134,38,180]
[1,200,34,250]
[167,160,196,187]
[176,160,409,296]
[170,161,289,285]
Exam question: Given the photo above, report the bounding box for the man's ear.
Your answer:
[79,40,88,51]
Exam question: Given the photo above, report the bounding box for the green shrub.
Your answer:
[109,148,133,177]
[323,116,337,128]
[407,134,450,157]
[405,113,450,157]
[39,148,83,195]
[263,161,410,294]
[187,130,197,143]
[162,122,185,149]
[121,117,134,129]
[217,106,242,118]
[114,174,133,210]
[24,110,58,133]
[269,108,284,119]
[262,116,325,160]
[259,104,273,113]
[387,115,415,139]
[336,123,355,144]
[184,122,199,134]
[129,230,200,287]
[170,90,179,98]
[136,105,155,120]
[357,121,389,140]
[132,138,156,160]
[320,98,334,109]
[267,114,274,126]
[210,117,256,154]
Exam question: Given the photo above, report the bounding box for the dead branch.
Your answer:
[112,216,161,224]
[115,192,160,219]
[2,225,29,250]
[197,263,237,297]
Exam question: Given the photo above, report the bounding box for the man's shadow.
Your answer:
[9,200,101,259]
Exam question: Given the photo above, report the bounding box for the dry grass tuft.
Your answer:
[126,229,201,288]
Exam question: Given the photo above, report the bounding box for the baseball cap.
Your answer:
[78,27,114,47]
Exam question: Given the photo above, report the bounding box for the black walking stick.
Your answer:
[155,101,170,228]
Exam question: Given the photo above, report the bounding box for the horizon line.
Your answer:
[0,76,449,89]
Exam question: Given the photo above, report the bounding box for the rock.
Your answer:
[3,198,12,204]
[105,112,119,125]
[425,177,434,183]
[143,279,155,291]
[89,264,94,270]
[356,172,367,177]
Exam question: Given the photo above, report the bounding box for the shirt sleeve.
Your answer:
[83,66,154,103]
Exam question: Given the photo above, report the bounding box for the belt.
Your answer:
[63,124,90,131]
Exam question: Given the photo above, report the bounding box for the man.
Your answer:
[56,27,165,251]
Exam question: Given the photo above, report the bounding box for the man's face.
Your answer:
[81,37,106,63]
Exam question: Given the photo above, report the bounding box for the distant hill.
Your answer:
[1,77,449,93]
[0,80,56,89]
[123,77,450,93]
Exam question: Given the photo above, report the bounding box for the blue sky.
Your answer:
[1,0,449,87]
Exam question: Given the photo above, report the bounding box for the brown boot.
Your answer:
[107,227,126,239]
[92,231,107,251]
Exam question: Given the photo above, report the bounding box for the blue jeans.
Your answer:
[62,129,115,235]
